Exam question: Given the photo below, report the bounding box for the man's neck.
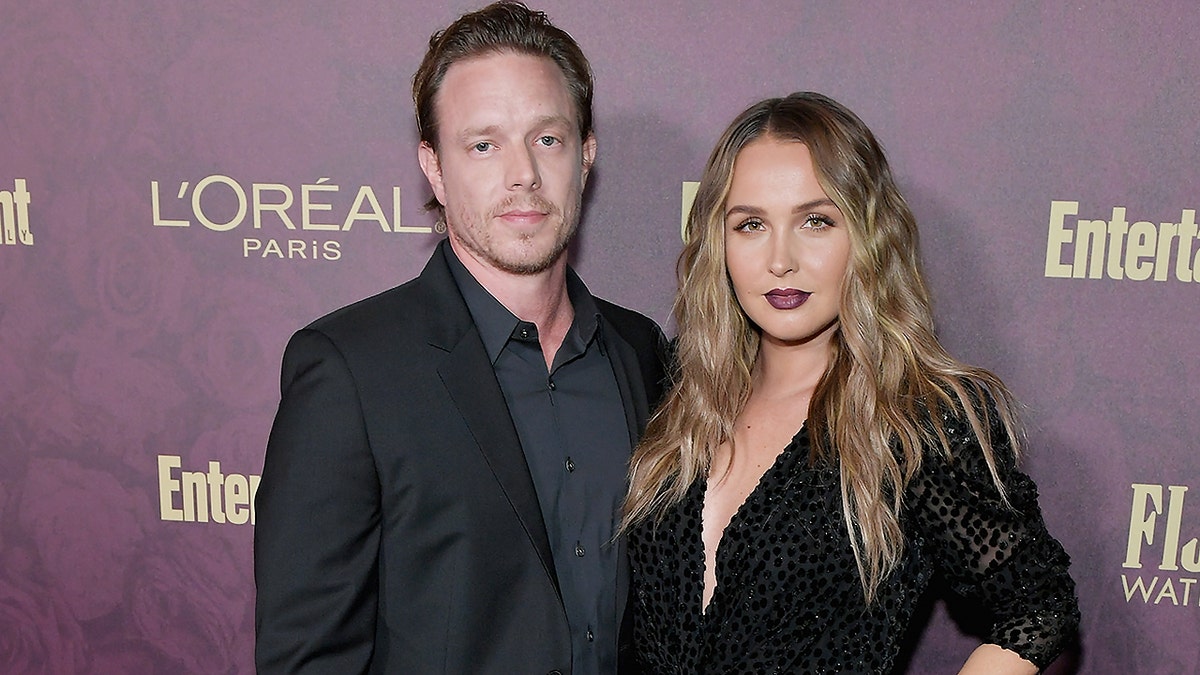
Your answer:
[449,238,575,368]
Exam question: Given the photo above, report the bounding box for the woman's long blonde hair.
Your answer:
[622,92,1021,603]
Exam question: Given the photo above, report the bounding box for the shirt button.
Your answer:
[548,379,556,391]
[575,543,585,557]
[565,457,575,472]
[586,629,594,642]
[519,327,530,339]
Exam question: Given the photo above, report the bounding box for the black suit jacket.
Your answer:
[254,240,668,674]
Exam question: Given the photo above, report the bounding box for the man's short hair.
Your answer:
[412,1,595,214]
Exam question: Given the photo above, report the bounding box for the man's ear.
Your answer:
[418,141,446,205]
[581,133,597,185]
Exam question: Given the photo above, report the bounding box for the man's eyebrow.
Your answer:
[532,114,573,130]
[457,125,501,143]
[457,116,575,144]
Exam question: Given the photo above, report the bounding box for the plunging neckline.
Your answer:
[698,423,808,616]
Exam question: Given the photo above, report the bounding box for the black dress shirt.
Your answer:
[448,249,630,675]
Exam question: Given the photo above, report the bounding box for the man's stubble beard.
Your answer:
[447,192,582,276]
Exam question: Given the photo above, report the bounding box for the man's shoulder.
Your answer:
[594,296,662,342]
[306,276,424,337]
[304,243,451,329]
[595,296,662,331]
[592,294,671,405]
[296,265,463,362]
[279,275,449,377]
[595,295,662,333]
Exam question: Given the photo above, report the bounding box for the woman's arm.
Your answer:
[910,401,1080,670]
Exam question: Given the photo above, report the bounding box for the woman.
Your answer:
[623,92,1079,673]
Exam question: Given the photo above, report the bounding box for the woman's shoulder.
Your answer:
[914,376,1023,477]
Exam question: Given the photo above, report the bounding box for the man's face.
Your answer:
[419,51,596,276]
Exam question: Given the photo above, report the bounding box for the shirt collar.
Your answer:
[445,244,602,364]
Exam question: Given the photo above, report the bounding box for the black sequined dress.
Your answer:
[628,411,1079,674]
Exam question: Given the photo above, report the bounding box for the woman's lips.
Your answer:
[764,288,811,309]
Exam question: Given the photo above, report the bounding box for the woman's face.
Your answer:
[723,137,851,350]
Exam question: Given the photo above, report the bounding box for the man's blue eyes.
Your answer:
[473,137,559,152]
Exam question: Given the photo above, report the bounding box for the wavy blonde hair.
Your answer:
[623,92,1021,602]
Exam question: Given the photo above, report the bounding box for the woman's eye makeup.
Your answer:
[732,217,765,231]
[803,213,836,230]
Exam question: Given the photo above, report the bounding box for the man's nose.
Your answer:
[506,146,540,190]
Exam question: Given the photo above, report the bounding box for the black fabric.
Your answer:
[446,248,631,675]
[628,406,1079,674]
[255,239,668,674]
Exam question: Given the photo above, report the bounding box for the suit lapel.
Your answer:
[438,336,560,589]
[597,315,654,625]
[419,242,559,593]
[602,317,651,448]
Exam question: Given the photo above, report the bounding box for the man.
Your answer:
[253,3,667,673]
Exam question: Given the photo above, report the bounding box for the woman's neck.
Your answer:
[752,330,835,399]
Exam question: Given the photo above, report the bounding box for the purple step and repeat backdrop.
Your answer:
[2,2,1197,673]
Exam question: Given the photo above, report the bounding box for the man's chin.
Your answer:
[509,233,581,271]
[447,224,574,276]
[492,248,567,275]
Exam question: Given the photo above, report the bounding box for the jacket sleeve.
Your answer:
[908,405,1080,669]
[254,328,381,674]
